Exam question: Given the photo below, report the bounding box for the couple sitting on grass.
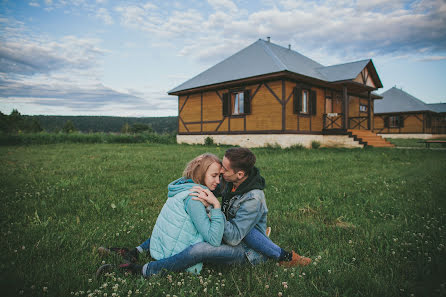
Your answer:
[97,147,311,277]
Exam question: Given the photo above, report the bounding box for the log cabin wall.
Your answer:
[178,78,370,135]
[348,96,371,130]
[373,112,429,134]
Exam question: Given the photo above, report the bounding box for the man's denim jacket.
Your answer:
[222,189,269,265]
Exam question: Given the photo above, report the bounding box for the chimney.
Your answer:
[267,36,270,42]
[288,44,291,50]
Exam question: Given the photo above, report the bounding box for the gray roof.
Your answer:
[375,87,438,113]
[428,103,446,113]
[169,39,379,94]
[316,59,371,82]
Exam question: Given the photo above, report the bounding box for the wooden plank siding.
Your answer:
[178,78,372,135]
[373,112,429,134]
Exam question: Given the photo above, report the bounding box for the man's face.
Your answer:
[220,157,244,183]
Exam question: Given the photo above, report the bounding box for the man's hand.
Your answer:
[189,186,221,209]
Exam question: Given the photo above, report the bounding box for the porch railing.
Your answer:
[323,113,344,130]
[349,116,368,130]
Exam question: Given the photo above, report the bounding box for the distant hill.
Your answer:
[24,115,178,134]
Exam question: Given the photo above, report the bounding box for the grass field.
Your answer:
[1,144,445,297]
[386,138,446,149]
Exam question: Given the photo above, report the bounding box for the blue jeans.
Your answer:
[243,227,282,260]
[139,237,151,251]
[142,242,247,277]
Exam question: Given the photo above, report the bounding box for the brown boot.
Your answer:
[279,251,311,267]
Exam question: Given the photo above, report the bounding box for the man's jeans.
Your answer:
[243,227,282,260]
[141,241,265,277]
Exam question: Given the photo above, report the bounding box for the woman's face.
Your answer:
[204,162,221,190]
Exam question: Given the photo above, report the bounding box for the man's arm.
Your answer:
[222,197,263,246]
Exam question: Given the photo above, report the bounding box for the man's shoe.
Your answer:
[119,263,143,275]
[98,247,139,263]
[96,264,114,279]
[279,251,311,267]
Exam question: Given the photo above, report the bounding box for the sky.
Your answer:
[0,0,445,117]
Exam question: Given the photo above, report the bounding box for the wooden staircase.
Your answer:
[347,129,395,148]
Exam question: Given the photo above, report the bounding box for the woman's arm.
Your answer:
[185,197,225,246]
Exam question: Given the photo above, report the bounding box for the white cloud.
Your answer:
[419,56,446,62]
[207,0,238,13]
[96,7,113,25]
[29,2,40,7]
[111,0,446,66]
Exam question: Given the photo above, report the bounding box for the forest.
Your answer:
[0,110,178,134]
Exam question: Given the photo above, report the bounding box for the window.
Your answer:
[293,87,316,115]
[232,91,244,115]
[325,97,332,113]
[389,116,400,128]
[222,90,251,117]
[360,104,368,113]
[300,89,309,114]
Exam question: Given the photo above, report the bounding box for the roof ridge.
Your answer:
[259,40,288,71]
[318,59,370,70]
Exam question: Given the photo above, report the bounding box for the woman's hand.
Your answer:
[189,186,221,209]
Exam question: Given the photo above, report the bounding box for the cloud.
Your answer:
[418,56,446,62]
[0,18,105,77]
[207,0,238,13]
[0,17,175,116]
[96,7,114,25]
[0,75,176,116]
[29,2,40,7]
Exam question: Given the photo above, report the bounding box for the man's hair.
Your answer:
[183,153,221,185]
[224,147,256,174]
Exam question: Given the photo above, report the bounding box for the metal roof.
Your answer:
[316,59,371,82]
[375,87,438,113]
[169,39,380,94]
[428,103,446,113]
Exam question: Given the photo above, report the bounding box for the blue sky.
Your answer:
[1,0,445,116]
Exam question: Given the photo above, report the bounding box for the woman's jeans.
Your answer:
[141,242,247,277]
[137,228,279,277]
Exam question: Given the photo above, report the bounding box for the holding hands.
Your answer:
[190,186,221,209]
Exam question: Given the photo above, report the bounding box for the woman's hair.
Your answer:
[183,153,221,185]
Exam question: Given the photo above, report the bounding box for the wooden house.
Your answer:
[169,38,393,148]
[374,87,446,138]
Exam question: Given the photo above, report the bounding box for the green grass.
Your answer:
[0,132,176,146]
[1,144,445,297]
[386,138,446,148]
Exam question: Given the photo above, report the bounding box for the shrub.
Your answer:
[311,140,321,149]
[62,120,78,133]
[287,143,305,150]
[204,136,214,146]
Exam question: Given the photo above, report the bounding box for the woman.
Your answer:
[98,153,224,276]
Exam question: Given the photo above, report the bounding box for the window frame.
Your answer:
[300,89,310,114]
[231,90,245,116]
[389,115,400,128]
[359,104,368,113]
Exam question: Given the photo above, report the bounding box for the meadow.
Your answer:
[1,143,445,297]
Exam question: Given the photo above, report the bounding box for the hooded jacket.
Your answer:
[150,177,224,274]
[218,167,268,247]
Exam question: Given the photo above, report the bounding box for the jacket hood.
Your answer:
[220,166,265,218]
[223,166,265,199]
[167,177,207,199]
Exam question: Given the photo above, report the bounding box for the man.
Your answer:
[98,147,310,277]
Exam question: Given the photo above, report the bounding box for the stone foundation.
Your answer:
[177,134,363,148]
[378,134,446,139]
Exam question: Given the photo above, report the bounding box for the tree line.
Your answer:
[0,110,178,134]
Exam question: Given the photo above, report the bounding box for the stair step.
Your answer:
[347,129,394,148]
